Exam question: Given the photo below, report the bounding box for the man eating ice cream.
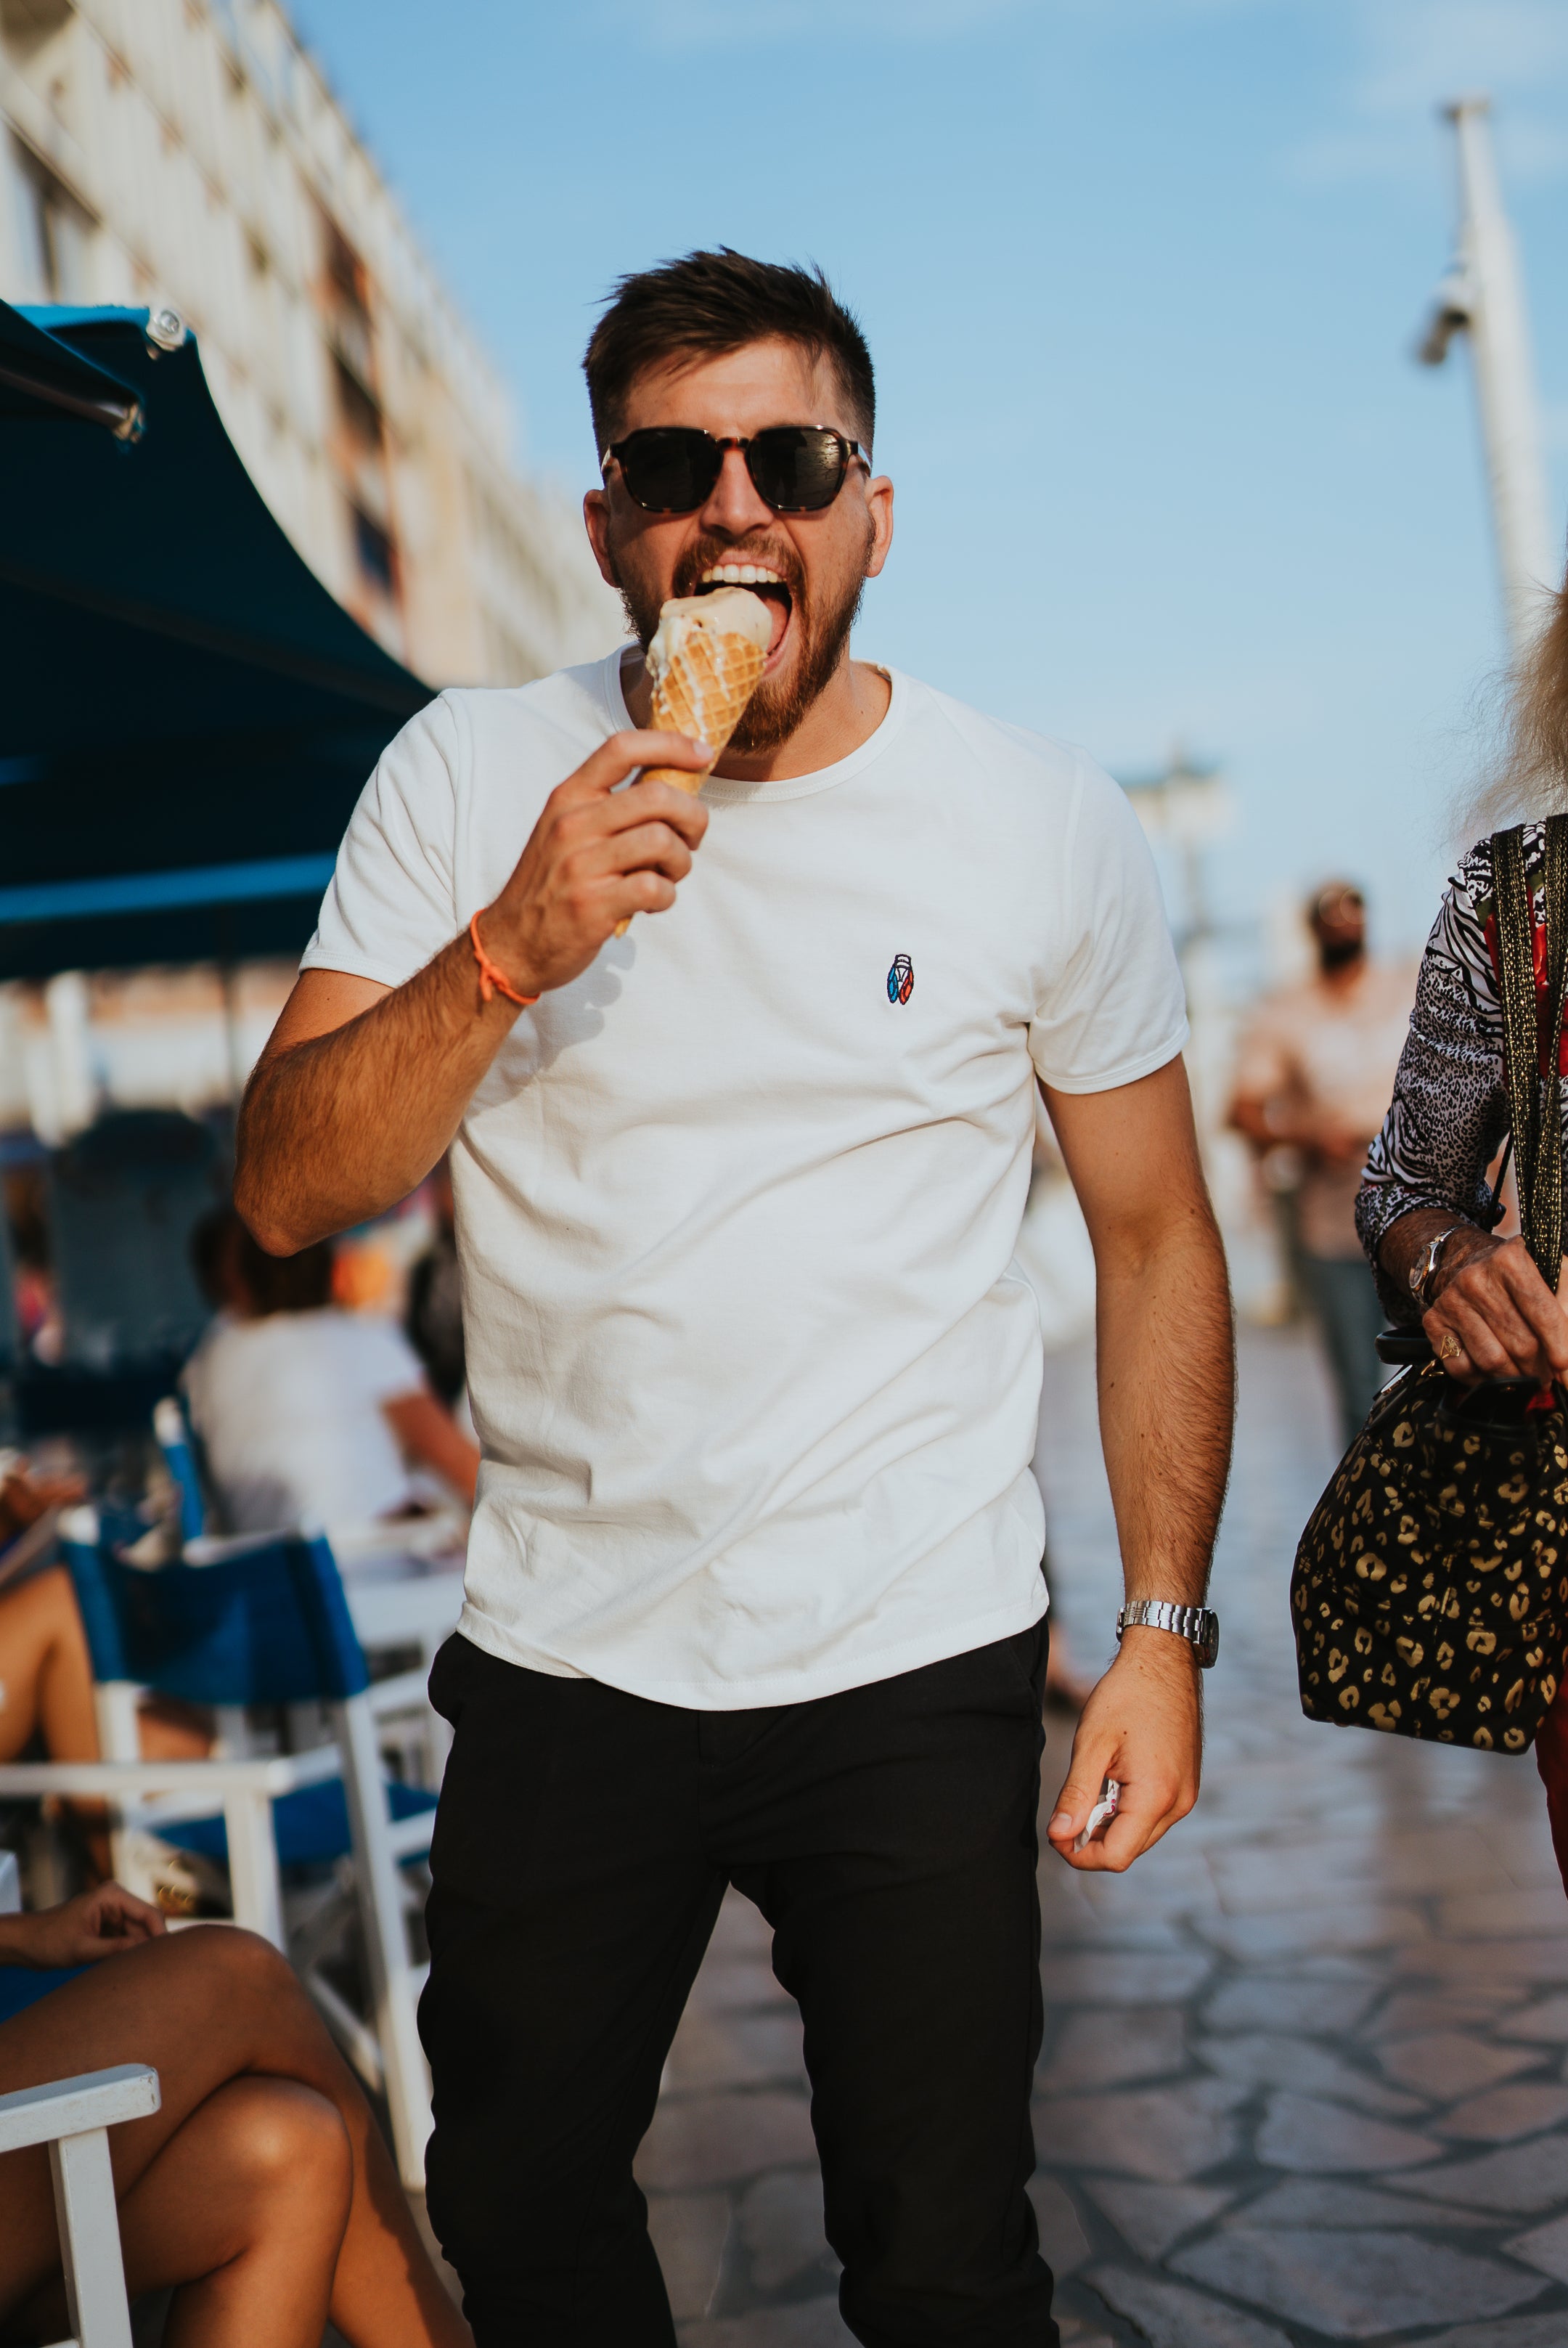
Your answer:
[235,250,1233,2348]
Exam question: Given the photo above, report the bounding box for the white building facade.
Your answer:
[0,0,624,1140]
[0,0,621,685]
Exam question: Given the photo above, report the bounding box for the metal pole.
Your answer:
[1418,96,1556,661]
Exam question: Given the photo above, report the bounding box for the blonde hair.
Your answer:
[1473,579,1568,831]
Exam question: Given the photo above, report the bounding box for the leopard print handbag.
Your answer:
[1290,818,1568,1753]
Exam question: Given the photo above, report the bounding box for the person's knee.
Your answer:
[202,1922,295,1992]
[184,1921,306,2019]
[158,1925,328,2067]
[221,2077,353,2234]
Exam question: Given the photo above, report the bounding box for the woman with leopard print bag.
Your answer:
[1291,591,1568,1894]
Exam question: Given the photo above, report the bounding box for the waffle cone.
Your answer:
[614,622,767,934]
[644,627,767,792]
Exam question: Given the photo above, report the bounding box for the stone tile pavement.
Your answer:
[635,1324,1568,2345]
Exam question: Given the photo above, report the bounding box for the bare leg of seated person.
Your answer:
[0,1568,100,1767]
[0,1570,211,1880]
[0,1925,469,2348]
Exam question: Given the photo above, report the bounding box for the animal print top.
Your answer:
[1356,823,1566,1321]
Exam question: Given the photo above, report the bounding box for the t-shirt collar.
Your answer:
[598,645,907,804]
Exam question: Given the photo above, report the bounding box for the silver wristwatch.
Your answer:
[1116,1599,1220,1668]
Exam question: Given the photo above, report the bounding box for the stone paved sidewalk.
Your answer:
[637,1324,1568,2346]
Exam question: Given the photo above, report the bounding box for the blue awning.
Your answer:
[0,300,142,436]
[0,302,433,979]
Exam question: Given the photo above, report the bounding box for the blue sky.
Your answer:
[295,0,1568,958]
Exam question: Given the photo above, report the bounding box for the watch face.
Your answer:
[1197,1615,1220,1668]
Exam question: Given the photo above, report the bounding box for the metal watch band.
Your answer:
[1116,1599,1220,1668]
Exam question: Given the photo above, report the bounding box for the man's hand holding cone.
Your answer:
[469,587,770,993]
[470,727,714,1006]
[615,586,771,932]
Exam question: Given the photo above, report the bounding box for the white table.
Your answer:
[343,1566,466,1658]
[337,1535,467,1779]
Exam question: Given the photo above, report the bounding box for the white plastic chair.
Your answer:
[0,2063,160,2348]
[0,1521,438,2188]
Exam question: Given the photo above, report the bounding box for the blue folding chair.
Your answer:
[151,1396,206,1544]
[0,1513,438,2185]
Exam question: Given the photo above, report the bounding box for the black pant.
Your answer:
[420,1623,1056,2348]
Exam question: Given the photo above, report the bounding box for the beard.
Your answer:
[1318,935,1365,972]
[610,523,873,754]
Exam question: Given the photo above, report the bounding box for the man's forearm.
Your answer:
[1095,1203,1233,1610]
[236,933,519,1252]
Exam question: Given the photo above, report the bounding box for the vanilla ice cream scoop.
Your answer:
[647,585,772,690]
[614,586,773,935]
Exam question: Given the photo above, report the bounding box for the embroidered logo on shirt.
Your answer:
[887,954,914,1006]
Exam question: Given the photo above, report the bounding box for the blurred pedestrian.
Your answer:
[1230,881,1413,1440]
[183,1212,478,1535]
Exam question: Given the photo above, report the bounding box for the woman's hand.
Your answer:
[0,1464,86,1541]
[0,1880,166,1969]
[1424,1227,1568,1385]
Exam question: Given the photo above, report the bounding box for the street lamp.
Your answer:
[1416,95,1556,661]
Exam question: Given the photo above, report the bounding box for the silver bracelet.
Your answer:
[1409,1222,1469,1310]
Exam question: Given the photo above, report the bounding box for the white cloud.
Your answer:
[1286,1,1568,189]
[1350,0,1568,114]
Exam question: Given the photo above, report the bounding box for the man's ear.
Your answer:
[583,488,620,589]
[864,474,894,582]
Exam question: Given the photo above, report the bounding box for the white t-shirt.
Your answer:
[303,653,1188,1707]
[182,1308,425,1536]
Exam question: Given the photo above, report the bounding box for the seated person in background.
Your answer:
[0,1881,469,2347]
[406,1159,466,1412]
[183,1213,479,1536]
[0,1468,208,1876]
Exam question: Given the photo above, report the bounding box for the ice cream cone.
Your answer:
[616,587,770,934]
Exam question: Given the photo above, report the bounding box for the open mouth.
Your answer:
[698,564,793,667]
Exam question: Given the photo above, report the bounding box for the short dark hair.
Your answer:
[584,248,875,455]
[239,1227,335,1316]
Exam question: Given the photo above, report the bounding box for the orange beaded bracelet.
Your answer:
[469,910,539,1008]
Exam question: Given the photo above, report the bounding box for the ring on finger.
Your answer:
[1439,1331,1464,1362]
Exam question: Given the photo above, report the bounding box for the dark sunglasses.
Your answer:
[601,425,865,515]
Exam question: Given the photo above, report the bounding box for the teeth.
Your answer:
[701,564,784,587]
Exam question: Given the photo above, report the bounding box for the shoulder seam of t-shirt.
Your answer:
[300,688,465,986]
[1062,746,1090,888]
[442,684,472,815]
[1027,746,1187,1093]
[441,686,475,928]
